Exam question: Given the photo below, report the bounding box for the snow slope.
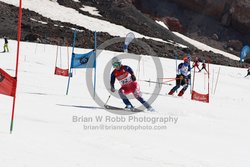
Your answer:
[0,38,249,167]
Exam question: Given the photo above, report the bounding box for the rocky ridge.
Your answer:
[0,0,249,67]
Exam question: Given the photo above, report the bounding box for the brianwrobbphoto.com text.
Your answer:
[72,115,178,131]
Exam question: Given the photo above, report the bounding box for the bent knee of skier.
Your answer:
[118,88,125,95]
[133,88,142,99]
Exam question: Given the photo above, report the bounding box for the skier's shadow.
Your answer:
[57,104,104,110]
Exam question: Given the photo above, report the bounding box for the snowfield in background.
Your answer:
[0,39,249,167]
[173,32,239,61]
[0,0,239,60]
[0,0,169,44]
[80,5,102,17]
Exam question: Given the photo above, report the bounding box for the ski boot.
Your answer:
[168,90,175,95]
[147,106,155,112]
[125,105,134,111]
[177,90,184,96]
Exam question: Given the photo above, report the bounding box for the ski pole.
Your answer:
[105,95,111,106]
[139,80,172,86]
[158,77,176,80]
[214,67,221,95]
[164,78,178,82]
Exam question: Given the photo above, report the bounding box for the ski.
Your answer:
[166,94,192,101]
[104,105,143,112]
[166,94,185,98]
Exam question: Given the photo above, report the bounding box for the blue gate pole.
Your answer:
[93,31,97,98]
[66,30,77,95]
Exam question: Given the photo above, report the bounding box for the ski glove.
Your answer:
[179,75,184,80]
[131,75,136,81]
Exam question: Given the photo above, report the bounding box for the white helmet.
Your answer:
[112,57,121,66]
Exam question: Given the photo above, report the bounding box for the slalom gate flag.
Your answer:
[71,50,95,68]
[123,32,135,52]
[54,67,69,77]
[191,91,209,103]
[240,45,250,63]
[191,63,210,103]
[0,68,17,97]
[54,45,69,77]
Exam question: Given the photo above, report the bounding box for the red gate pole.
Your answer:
[10,0,23,133]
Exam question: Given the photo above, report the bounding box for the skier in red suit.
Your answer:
[110,57,154,111]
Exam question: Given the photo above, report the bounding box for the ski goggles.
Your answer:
[112,62,121,67]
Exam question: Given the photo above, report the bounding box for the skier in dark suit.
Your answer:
[3,36,9,52]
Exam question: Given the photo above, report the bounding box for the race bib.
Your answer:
[119,76,132,85]
[180,66,189,76]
